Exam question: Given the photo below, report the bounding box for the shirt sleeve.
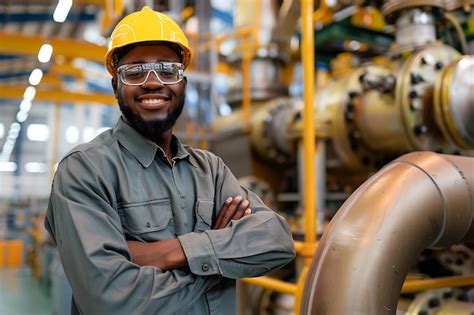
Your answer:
[178,156,296,278]
[45,152,220,315]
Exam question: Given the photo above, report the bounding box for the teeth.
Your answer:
[141,99,166,105]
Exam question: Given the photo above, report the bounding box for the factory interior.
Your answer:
[0,0,473,314]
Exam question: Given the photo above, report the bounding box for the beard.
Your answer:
[118,92,185,138]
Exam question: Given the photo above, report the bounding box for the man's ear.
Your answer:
[111,76,118,98]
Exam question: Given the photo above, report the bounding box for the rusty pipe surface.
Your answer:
[301,151,474,314]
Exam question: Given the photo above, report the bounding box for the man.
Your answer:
[45,6,295,315]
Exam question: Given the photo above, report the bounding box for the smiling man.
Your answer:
[45,6,295,315]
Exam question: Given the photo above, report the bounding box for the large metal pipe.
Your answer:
[301,151,474,314]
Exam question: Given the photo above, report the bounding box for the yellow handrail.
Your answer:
[301,0,317,262]
[402,276,474,293]
[241,276,297,295]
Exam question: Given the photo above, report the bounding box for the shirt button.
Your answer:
[201,263,210,272]
[146,222,151,228]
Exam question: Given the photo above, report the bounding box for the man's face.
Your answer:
[113,44,186,137]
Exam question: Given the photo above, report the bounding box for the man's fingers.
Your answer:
[220,195,242,226]
[213,197,233,229]
[231,199,249,220]
[244,208,252,216]
[214,195,243,229]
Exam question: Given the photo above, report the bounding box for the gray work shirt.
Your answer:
[45,117,295,315]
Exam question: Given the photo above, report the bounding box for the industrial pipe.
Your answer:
[301,151,474,314]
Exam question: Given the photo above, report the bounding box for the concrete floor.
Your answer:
[0,267,54,315]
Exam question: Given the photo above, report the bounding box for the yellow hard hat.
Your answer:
[104,6,192,76]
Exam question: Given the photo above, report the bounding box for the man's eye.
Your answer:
[160,71,175,77]
[125,71,144,78]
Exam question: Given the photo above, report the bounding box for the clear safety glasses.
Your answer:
[117,62,184,86]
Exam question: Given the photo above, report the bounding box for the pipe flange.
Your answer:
[396,43,461,152]
[434,55,474,150]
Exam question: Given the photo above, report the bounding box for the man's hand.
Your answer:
[213,195,252,229]
[127,239,187,270]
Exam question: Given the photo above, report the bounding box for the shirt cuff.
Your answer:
[178,232,220,276]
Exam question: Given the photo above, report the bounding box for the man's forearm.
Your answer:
[127,239,188,270]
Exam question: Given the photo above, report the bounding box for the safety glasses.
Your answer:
[117,62,184,86]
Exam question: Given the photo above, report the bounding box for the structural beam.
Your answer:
[0,85,115,105]
[0,32,107,63]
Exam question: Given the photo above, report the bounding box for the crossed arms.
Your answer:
[127,196,252,270]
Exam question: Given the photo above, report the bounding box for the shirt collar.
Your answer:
[113,117,198,168]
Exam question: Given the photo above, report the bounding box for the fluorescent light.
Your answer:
[53,0,73,23]
[25,162,46,173]
[38,44,53,63]
[8,123,21,139]
[2,139,15,154]
[23,86,36,101]
[17,111,29,123]
[29,68,43,86]
[27,124,49,142]
[20,100,32,112]
[0,162,17,172]
[65,126,79,144]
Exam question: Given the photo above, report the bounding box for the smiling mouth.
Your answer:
[138,98,169,109]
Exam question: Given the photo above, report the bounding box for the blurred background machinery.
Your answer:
[0,0,473,314]
[209,0,474,313]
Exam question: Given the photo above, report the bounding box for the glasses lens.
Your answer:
[156,63,182,84]
[119,63,183,85]
[120,64,148,85]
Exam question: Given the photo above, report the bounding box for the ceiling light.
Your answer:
[17,111,29,123]
[0,162,17,172]
[8,123,21,140]
[38,44,53,63]
[27,124,49,142]
[23,86,36,101]
[65,126,79,144]
[25,162,46,173]
[53,0,73,23]
[20,100,32,112]
[29,68,44,86]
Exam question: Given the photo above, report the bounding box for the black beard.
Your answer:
[118,92,185,138]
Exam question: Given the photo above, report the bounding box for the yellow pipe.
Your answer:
[301,0,317,252]
[0,32,106,63]
[49,63,85,79]
[241,255,474,304]
[294,240,318,257]
[401,276,474,293]
[0,85,116,105]
[241,276,296,295]
[213,27,254,47]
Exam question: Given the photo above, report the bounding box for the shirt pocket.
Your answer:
[119,199,175,240]
[194,199,214,232]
